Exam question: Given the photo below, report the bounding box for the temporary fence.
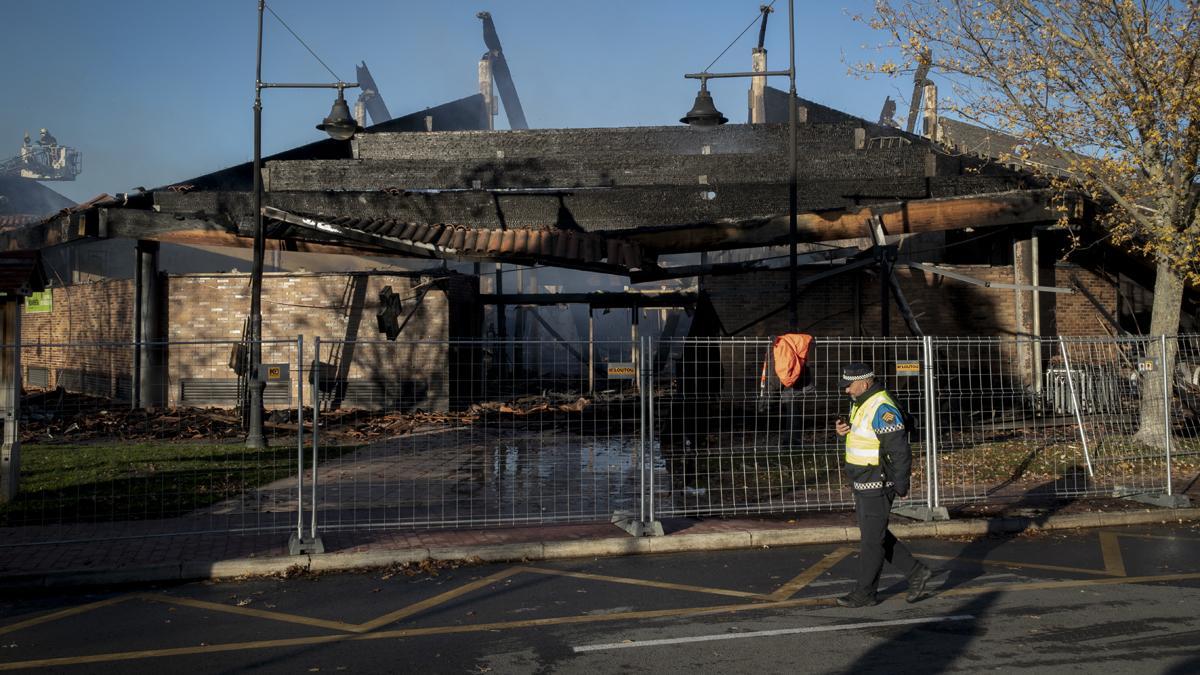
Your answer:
[305,338,643,534]
[648,337,930,517]
[931,335,1199,506]
[1,333,1197,549]
[0,339,304,546]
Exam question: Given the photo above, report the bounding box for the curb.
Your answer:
[6,507,1199,591]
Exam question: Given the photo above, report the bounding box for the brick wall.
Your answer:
[17,272,480,411]
[167,271,475,410]
[703,264,1119,392]
[705,264,1116,339]
[21,279,136,398]
[1047,264,1118,336]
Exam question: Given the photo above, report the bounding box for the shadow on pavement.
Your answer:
[849,478,1082,674]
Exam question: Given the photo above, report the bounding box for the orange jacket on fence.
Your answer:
[772,333,814,388]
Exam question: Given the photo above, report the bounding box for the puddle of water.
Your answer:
[481,436,647,514]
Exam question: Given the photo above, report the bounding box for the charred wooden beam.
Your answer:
[266,207,645,276]
[150,174,1027,238]
[625,189,1071,253]
[628,245,861,283]
[97,209,392,256]
[479,292,697,308]
[1,188,1071,274]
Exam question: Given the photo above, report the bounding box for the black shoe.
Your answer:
[836,591,878,608]
[906,566,934,603]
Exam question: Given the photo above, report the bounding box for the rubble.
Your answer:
[16,387,628,444]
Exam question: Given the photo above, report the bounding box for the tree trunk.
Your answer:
[1134,260,1184,447]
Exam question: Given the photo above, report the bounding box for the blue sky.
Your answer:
[1,0,902,204]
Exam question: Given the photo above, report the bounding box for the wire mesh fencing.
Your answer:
[929,336,1181,505]
[0,339,304,546]
[1164,335,1200,496]
[648,337,930,518]
[3,333,1195,547]
[306,338,644,532]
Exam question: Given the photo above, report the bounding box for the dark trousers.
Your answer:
[853,490,921,596]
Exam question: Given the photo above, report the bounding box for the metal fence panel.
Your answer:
[930,336,1173,504]
[1166,335,1200,496]
[649,337,929,517]
[308,339,643,531]
[4,332,1195,545]
[0,339,302,546]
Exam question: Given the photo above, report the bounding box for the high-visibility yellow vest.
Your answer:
[845,390,900,466]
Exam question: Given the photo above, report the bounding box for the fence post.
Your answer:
[614,335,663,536]
[0,309,21,504]
[296,334,304,542]
[1159,334,1172,497]
[290,335,324,554]
[895,336,948,521]
[638,336,648,526]
[647,335,658,530]
[642,335,663,535]
[1156,334,1191,507]
[923,336,936,510]
[311,337,322,545]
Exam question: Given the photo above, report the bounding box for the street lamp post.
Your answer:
[248,0,361,448]
[682,0,798,330]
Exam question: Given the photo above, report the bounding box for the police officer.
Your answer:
[833,362,933,607]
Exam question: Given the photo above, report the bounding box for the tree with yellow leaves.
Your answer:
[860,0,1200,447]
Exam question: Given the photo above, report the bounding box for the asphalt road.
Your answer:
[4,521,1200,674]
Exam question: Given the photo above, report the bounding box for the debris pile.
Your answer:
[16,387,628,443]
[317,409,472,440]
[21,389,250,442]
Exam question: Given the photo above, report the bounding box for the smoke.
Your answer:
[0,177,76,217]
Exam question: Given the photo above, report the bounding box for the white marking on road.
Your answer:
[572,615,975,653]
[803,573,1018,589]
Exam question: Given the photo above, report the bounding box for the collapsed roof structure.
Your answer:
[0,90,1105,329]
[0,6,1188,343]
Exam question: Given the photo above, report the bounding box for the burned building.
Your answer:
[1,82,1188,412]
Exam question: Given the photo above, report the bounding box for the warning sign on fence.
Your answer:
[607,362,636,379]
[260,363,290,380]
[895,361,921,376]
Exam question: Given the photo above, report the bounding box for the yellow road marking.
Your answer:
[519,566,768,600]
[768,547,856,601]
[0,596,835,672]
[353,596,834,640]
[7,568,1200,671]
[915,554,1117,577]
[938,571,1200,597]
[1112,532,1200,543]
[138,594,361,633]
[0,596,131,637]
[1099,532,1127,576]
[356,567,523,632]
[4,526,1196,671]
[0,634,352,671]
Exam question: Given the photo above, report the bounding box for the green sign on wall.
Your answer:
[26,290,52,314]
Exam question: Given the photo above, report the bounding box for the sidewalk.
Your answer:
[4,495,1199,592]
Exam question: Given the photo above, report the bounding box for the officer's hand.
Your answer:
[834,419,850,437]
